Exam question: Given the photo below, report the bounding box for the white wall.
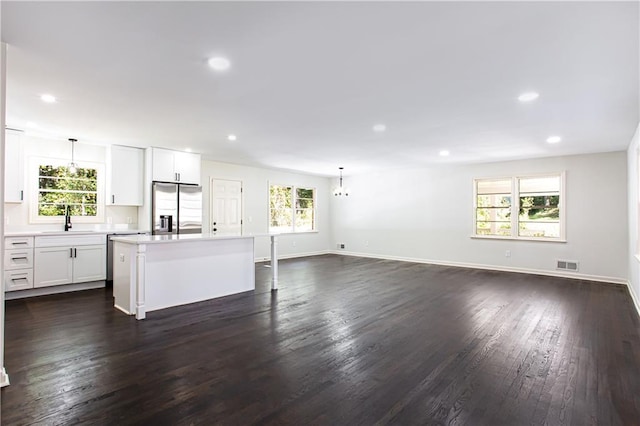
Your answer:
[4,134,138,232]
[201,160,332,260]
[331,151,628,283]
[627,124,640,310]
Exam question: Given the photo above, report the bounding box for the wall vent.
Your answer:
[556,259,579,272]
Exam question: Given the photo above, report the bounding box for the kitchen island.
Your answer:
[111,233,260,319]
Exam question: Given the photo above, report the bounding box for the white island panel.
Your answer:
[145,238,254,312]
[112,234,255,319]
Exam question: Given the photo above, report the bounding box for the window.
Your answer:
[31,157,105,223]
[474,173,564,240]
[269,184,316,233]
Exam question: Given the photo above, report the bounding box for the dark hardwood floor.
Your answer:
[2,254,640,425]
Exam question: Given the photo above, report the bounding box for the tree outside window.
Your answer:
[38,164,99,217]
[269,184,315,233]
[474,173,564,240]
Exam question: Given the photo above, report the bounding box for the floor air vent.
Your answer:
[557,260,579,272]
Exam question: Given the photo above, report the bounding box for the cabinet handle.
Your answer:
[11,278,28,283]
[178,173,181,181]
[74,248,77,258]
[70,248,73,258]
[11,242,28,246]
[11,256,28,261]
[20,190,23,201]
[112,195,115,204]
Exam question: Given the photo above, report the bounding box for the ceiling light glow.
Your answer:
[41,94,56,103]
[373,124,386,132]
[518,92,539,102]
[208,57,231,71]
[439,150,450,157]
[546,136,562,144]
[227,134,237,141]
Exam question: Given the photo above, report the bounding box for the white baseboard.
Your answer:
[254,249,331,263]
[5,281,106,300]
[627,281,640,318]
[0,367,9,387]
[331,250,627,285]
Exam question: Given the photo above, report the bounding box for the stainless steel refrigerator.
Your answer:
[152,182,203,235]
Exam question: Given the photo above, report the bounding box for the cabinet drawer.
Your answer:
[5,236,34,249]
[4,269,34,291]
[4,248,34,270]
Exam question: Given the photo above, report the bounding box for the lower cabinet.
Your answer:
[4,236,35,291]
[33,235,106,289]
[34,246,74,287]
[73,245,107,283]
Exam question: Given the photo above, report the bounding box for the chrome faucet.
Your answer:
[64,205,72,231]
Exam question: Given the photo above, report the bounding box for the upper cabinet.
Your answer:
[5,129,24,203]
[150,147,201,185]
[107,145,144,206]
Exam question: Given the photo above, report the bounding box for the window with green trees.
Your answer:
[38,164,99,217]
[474,173,564,240]
[269,184,315,233]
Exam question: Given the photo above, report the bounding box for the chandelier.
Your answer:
[333,167,349,196]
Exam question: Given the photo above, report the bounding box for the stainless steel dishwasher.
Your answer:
[107,231,147,283]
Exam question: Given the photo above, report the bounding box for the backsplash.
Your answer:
[5,204,139,233]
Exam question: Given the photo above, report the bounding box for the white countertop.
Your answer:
[111,233,257,245]
[5,229,149,237]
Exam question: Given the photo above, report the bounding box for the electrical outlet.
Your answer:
[338,243,345,249]
[292,241,296,247]
[505,250,511,258]
[126,217,132,224]
[119,254,125,262]
[365,241,369,247]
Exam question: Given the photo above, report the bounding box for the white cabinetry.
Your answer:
[150,147,200,185]
[5,129,24,203]
[34,234,106,288]
[107,145,144,206]
[34,246,74,287]
[4,237,34,291]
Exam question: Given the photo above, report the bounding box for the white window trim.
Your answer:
[472,171,566,242]
[268,182,317,234]
[29,156,106,224]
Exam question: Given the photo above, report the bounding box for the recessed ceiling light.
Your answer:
[227,134,237,141]
[185,148,192,153]
[208,57,231,71]
[439,150,450,157]
[518,92,539,102]
[546,136,562,144]
[26,121,38,128]
[373,124,386,132]
[40,94,56,103]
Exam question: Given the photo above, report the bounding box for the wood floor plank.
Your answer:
[2,254,640,425]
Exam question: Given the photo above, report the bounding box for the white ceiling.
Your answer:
[1,1,638,177]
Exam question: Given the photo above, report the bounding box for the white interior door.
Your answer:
[211,179,243,236]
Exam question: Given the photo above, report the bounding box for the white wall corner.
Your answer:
[0,367,9,387]
[627,280,640,319]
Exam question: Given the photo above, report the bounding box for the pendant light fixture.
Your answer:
[333,167,349,196]
[68,138,78,174]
